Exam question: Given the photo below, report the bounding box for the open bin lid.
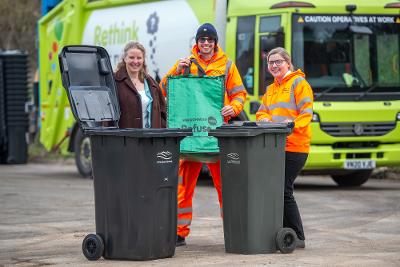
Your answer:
[209,121,294,137]
[58,45,120,130]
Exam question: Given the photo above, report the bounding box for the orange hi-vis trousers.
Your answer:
[177,160,223,237]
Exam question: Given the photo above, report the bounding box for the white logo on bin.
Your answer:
[227,153,240,164]
[157,151,173,164]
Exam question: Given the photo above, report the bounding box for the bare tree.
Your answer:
[0,0,41,71]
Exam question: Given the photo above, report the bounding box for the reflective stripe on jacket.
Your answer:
[256,69,313,153]
[160,45,247,121]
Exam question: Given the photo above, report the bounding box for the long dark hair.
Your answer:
[116,41,148,82]
[267,47,295,71]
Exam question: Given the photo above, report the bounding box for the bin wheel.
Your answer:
[275,228,296,254]
[82,234,104,261]
[74,128,92,178]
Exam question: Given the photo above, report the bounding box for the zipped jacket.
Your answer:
[256,70,313,153]
[160,45,247,121]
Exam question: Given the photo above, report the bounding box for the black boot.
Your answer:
[296,238,305,249]
[176,235,186,247]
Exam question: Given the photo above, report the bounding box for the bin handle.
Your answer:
[287,121,295,129]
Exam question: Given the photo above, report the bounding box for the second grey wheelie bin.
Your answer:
[59,45,191,261]
[0,51,29,164]
[210,121,296,254]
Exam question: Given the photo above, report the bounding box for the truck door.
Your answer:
[235,14,285,118]
[235,16,256,118]
[257,15,285,104]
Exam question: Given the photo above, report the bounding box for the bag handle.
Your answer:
[183,58,206,77]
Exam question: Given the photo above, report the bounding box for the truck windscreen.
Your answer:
[292,14,400,101]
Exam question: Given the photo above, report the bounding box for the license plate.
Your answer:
[344,160,376,170]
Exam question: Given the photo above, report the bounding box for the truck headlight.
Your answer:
[312,113,320,122]
[397,112,400,121]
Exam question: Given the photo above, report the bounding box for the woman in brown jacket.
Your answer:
[114,41,166,128]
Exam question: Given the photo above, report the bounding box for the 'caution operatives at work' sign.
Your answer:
[296,15,400,24]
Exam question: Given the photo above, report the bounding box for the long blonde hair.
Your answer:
[267,47,295,71]
[116,41,148,82]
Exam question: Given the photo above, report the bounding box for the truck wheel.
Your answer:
[74,128,92,178]
[331,170,372,187]
[276,227,296,254]
[82,234,104,261]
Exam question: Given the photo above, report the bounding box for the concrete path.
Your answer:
[1,163,399,266]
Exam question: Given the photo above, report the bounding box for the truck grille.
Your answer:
[320,122,396,137]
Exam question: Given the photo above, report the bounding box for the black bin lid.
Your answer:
[209,121,294,137]
[58,45,120,130]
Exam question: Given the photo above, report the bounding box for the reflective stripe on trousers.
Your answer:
[177,160,222,237]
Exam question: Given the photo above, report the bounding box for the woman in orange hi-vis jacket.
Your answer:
[256,47,313,249]
[160,23,247,247]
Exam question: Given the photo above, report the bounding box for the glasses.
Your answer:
[198,37,215,44]
[267,59,286,67]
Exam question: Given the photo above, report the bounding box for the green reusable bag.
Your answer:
[167,74,224,154]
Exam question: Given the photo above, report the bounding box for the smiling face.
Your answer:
[267,53,290,81]
[197,36,215,58]
[124,48,144,75]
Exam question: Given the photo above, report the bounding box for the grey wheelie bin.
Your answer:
[210,121,296,254]
[0,51,29,164]
[59,45,191,261]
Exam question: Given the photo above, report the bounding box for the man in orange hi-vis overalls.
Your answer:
[160,23,247,246]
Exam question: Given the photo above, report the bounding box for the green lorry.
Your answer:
[39,0,400,186]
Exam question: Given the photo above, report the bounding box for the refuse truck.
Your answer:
[38,0,400,186]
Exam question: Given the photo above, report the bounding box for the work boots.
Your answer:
[176,235,186,247]
[296,238,305,249]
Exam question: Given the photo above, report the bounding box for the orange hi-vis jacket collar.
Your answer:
[273,69,303,86]
[256,69,313,153]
